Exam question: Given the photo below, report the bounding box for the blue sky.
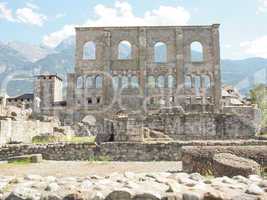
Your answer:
[0,0,267,59]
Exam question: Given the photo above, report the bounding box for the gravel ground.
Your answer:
[0,161,181,177]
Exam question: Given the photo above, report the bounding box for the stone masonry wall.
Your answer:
[181,145,267,175]
[0,143,96,161]
[0,119,59,145]
[0,140,266,161]
[97,140,267,161]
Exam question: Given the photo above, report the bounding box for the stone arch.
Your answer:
[118,40,132,59]
[167,75,176,88]
[86,76,94,88]
[154,42,167,63]
[95,75,103,89]
[147,76,156,88]
[83,41,96,60]
[191,41,203,62]
[131,75,139,88]
[76,76,84,89]
[157,75,165,88]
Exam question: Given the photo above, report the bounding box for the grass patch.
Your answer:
[32,135,95,144]
[8,159,32,165]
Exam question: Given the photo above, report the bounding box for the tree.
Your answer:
[249,84,267,128]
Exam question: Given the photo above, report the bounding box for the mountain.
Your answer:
[0,37,266,97]
[221,58,267,95]
[6,41,54,62]
[0,43,34,96]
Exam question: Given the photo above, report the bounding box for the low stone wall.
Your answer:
[181,146,267,175]
[0,143,95,161]
[0,140,267,161]
[97,140,267,161]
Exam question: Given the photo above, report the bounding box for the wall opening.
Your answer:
[191,41,203,62]
[77,76,83,89]
[147,76,156,88]
[203,75,211,94]
[167,75,176,88]
[131,75,139,88]
[83,41,96,60]
[112,76,119,90]
[121,76,129,88]
[194,76,201,96]
[184,76,192,89]
[86,76,94,88]
[157,75,165,88]
[118,41,132,59]
[95,76,103,89]
[154,42,167,63]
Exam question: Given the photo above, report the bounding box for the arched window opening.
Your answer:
[191,41,203,62]
[83,41,96,60]
[131,76,139,88]
[77,76,83,89]
[167,75,176,88]
[195,76,201,96]
[147,76,156,88]
[154,42,167,63]
[157,75,165,88]
[86,76,94,88]
[121,76,129,88]
[95,76,103,89]
[118,41,132,59]
[112,76,119,90]
[184,76,192,89]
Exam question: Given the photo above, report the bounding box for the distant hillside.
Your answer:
[221,58,267,95]
[0,38,266,96]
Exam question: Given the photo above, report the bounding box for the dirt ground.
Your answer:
[0,161,181,177]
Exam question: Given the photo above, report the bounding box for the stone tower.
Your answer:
[34,75,63,114]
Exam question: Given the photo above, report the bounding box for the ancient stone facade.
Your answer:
[30,25,261,141]
[65,25,221,122]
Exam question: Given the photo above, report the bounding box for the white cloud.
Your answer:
[240,36,267,58]
[0,2,15,21]
[25,2,39,10]
[257,0,267,13]
[0,2,47,26]
[224,44,232,48]
[42,24,76,48]
[16,7,47,26]
[42,1,190,47]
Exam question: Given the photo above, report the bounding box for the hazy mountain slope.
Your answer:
[221,58,267,94]
[6,41,54,62]
[0,43,34,96]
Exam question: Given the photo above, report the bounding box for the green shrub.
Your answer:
[32,135,95,144]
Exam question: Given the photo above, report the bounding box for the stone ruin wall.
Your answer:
[64,24,222,123]
[0,119,59,145]
[106,105,261,141]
